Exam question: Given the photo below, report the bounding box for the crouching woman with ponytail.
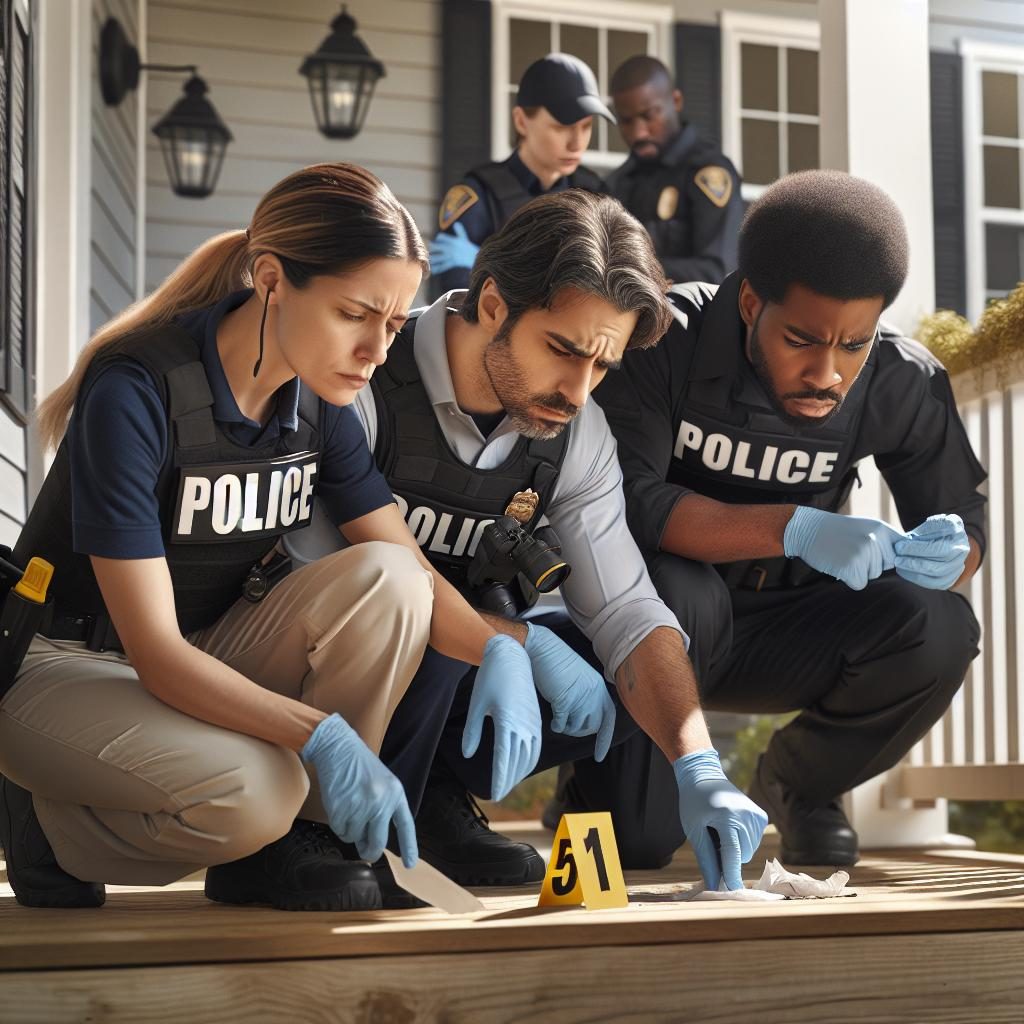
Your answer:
[0,163,516,912]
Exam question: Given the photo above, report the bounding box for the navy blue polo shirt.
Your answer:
[67,289,395,558]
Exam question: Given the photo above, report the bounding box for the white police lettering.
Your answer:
[174,453,319,541]
[393,493,494,558]
[673,419,839,486]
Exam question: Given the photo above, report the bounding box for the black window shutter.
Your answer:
[0,0,32,421]
[440,0,492,208]
[930,50,967,317]
[675,22,722,146]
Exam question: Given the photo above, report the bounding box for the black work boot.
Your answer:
[332,839,429,910]
[541,763,586,830]
[416,768,545,886]
[748,755,859,866]
[0,775,105,908]
[205,819,382,911]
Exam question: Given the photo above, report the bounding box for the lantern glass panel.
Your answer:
[157,125,227,198]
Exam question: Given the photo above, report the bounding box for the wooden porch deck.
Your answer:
[1,825,1023,1023]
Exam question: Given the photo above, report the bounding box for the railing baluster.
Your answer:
[1010,383,1024,764]
[985,394,1009,764]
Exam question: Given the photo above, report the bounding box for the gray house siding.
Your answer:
[930,0,1024,52]
[144,0,441,294]
[91,0,139,333]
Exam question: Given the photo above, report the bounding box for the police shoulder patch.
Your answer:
[694,165,733,208]
[439,185,480,230]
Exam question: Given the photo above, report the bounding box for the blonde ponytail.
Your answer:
[37,229,251,452]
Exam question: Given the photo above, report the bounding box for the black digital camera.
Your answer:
[466,516,570,618]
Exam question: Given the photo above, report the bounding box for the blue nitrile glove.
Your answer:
[783,506,906,591]
[428,222,480,274]
[524,624,616,762]
[463,634,543,802]
[673,749,768,891]
[301,713,418,868]
[894,513,971,590]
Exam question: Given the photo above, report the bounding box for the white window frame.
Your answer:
[720,11,820,202]
[960,39,1024,324]
[490,0,673,171]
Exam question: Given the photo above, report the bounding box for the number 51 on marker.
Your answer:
[538,812,628,910]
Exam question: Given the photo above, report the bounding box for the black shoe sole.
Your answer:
[205,875,383,912]
[420,850,545,887]
[8,881,106,909]
[1,778,106,909]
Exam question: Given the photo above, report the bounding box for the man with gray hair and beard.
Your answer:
[289,190,767,896]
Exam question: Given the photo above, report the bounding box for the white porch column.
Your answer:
[818,0,935,337]
[32,0,92,485]
[819,0,962,849]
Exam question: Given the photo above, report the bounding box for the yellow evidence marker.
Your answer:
[537,811,628,910]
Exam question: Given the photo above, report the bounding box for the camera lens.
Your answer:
[517,544,570,593]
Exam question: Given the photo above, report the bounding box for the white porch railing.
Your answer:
[850,357,1024,809]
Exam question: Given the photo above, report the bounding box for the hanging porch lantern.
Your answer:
[152,75,233,199]
[299,6,386,140]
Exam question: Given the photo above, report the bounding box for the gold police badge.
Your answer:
[438,185,480,231]
[504,488,540,525]
[657,185,680,220]
[694,166,733,208]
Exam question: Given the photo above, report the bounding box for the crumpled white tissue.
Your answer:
[678,858,851,902]
[754,857,850,899]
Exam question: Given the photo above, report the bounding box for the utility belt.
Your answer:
[37,550,295,655]
[715,554,824,592]
[42,609,122,652]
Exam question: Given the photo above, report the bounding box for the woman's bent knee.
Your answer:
[202,742,309,864]
[325,541,434,619]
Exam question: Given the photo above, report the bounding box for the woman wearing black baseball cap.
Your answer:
[429,53,615,295]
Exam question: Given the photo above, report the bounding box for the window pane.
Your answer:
[984,144,1021,208]
[786,47,818,116]
[985,223,1024,292]
[510,18,551,84]
[787,122,819,172]
[742,117,780,185]
[982,71,1019,139]
[608,29,649,85]
[741,43,779,111]
[561,23,599,80]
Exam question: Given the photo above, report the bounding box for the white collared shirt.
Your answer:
[291,290,685,678]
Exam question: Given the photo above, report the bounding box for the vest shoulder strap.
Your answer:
[297,382,322,432]
[470,162,530,227]
[471,162,528,205]
[570,165,605,192]
[97,323,218,449]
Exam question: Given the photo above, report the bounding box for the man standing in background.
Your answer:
[608,55,743,285]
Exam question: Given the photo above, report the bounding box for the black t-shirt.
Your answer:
[595,275,988,558]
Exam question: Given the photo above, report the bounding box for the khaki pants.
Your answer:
[0,542,433,885]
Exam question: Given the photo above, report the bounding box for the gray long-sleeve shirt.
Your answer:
[287,290,685,680]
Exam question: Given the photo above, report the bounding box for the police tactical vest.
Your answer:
[370,317,569,592]
[663,322,874,589]
[472,162,604,231]
[14,323,322,636]
[667,342,871,510]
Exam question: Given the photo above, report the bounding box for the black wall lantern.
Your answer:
[99,18,232,199]
[300,6,386,140]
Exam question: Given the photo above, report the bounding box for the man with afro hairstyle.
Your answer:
[548,170,985,870]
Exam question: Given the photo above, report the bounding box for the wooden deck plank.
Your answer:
[2,930,1023,1024]
[2,835,1023,973]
